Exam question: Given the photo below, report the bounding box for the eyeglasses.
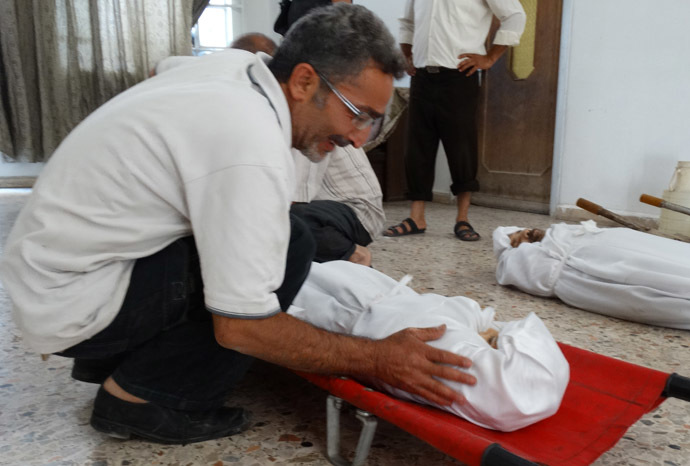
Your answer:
[315,71,380,131]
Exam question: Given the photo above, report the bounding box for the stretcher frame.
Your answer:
[297,343,690,466]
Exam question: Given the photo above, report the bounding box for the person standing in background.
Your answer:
[384,0,526,241]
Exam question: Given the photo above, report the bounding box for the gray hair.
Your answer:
[268,3,406,85]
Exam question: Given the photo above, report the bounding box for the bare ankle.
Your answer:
[410,201,427,228]
[103,376,148,404]
[348,245,372,266]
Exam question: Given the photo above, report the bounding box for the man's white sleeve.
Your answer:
[487,0,527,46]
[398,0,415,45]
[185,162,291,318]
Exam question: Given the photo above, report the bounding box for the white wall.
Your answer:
[356,1,690,217]
[552,0,690,217]
[240,0,282,43]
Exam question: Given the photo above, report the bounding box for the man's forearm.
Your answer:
[400,43,413,60]
[486,44,508,66]
[213,311,377,376]
[399,43,415,75]
[212,311,477,406]
[457,44,509,76]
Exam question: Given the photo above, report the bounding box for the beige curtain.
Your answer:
[0,0,197,163]
[192,0,211,25]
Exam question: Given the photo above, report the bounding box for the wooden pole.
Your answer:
[576,197,690,243]
[576,198,648,231]
[640,194,690,217]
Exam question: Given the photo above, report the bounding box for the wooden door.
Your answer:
[475,0,563,214]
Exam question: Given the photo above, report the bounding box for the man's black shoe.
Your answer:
[90,387,251,444]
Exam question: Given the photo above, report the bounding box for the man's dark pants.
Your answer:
[58,214,316,411]
[290,200,371,263]
[405,68,481,201]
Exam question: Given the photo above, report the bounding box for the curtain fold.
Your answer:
[0,0,196,163]
[192,0,211,25]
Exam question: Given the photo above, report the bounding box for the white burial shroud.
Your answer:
[493,221,690,329]
[287,261,569,432]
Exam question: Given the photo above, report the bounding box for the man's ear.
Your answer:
[286,63,320,103]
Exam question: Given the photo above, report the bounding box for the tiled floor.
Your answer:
[1,191,688,466]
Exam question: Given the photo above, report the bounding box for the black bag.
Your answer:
[274,0,292,35]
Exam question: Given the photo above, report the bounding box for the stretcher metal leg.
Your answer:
[326,395,378,466]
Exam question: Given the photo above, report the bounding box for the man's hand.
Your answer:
[372,325,476,406]
[457,53,495,76]
[457,44,508,76]
[405,57,416,76]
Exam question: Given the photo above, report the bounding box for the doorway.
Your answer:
[474,0,563,214]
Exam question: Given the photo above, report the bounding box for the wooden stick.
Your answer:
[640,194,690,217]
[576,197,690,243]
[576,198,649,231]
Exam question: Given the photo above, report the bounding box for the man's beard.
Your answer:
[300,135,351,163]
[300,142,328,163]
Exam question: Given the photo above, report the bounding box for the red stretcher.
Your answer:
[297,343,690,466]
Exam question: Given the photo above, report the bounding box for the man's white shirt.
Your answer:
[1,50,295,353]
[399,0,526,69]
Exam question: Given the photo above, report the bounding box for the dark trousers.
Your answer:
[405,68,480,201]
[58,214,315,411]
[290,200,372,263]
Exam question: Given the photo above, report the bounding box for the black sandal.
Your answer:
[454,221,480,241]
[383,217,426,237]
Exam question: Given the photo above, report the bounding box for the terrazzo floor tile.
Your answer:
[1,192,688,466]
